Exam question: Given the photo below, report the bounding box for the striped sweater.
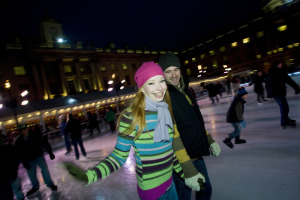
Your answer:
[86,110,184,200]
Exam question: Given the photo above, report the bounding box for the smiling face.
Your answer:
[163,66,181,88]
[141,75,167,102]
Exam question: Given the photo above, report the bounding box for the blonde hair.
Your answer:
[116,88,175,139]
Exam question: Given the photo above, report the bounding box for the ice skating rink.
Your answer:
[18,75,300,200]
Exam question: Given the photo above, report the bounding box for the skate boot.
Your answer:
[235,136,246,144]
[282,120,296,129]
[223,137,234,149]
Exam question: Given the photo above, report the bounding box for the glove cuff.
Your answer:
[206,134,215,145]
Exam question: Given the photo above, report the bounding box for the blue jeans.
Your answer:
[64,135,72,151]
[173,159,212,200]
[11,177,24,200]
[157,181,178,200]
[26,156,54,188]
[229,122,242,139]
[273,97,290,126]
[72,137,86,159]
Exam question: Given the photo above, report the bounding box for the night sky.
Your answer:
[2,0,263,50]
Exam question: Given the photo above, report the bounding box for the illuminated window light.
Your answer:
[223,65,227,68]
[0,104,3,109]
[294,43,299,47]
[288,45,293,49]
[198,65,202,70]
[21,100,28,105]
[278,48,283,52]
[256,54,262,59]
[108,88,113,91]
[273,50,278,53]
[231,42,238,47]
[21,90,28,97]
[243,37,250,44]
[197,75,202,77]
[200,54,205,60]
[192,58,196,62]
[256,31,264,38]
[267,51,272,55]
[219,46,226,52]
[277,25,287,32]
[184,60,189,65]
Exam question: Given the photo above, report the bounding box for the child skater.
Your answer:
[64,61,205,199]
[223,87,248,149]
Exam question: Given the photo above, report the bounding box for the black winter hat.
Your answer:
[158,53,181,72]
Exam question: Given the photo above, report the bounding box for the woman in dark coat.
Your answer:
[66,114,87,160]
[250,71,267,104]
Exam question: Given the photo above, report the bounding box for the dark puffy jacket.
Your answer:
[15,129,46,164]
[167,79,210,158]
[250,74,265,94]
[66,118,82,140]
[266,66,300,97]
[226,95,246,123]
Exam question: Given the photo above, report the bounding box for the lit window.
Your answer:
[198,65,202,70]
[243,37,250,44]
[122,63,128,70]
[204,66,208,69]
[200,54,205,60]
[294,43,299,47]
[184,60,189,65]
[231,42,238,48]
[267,51,272,55]
[273,50,278,53]
[277,25,287,32]
[209,50,215,56]
[14,66,26,75]
[278,48,283,52]
[64,65,71,73]
[80,67,84,72]
[192,58,196,62]
[212,60,218,68]
[186,68,191,76]
[256,31,264,38]
[111,64,116,70]
[288,45,293,49]
[219,46,226,52]
[99,66,106,71]
[256,55,261,59]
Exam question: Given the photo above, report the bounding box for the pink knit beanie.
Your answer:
[134,61,165,89]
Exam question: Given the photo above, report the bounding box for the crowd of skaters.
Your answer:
[0,57,299,200]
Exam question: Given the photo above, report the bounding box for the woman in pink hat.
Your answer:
[64,61,202,200]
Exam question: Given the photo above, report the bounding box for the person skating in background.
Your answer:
[64,61,206,200]
[266,60,300,129]
[14,124,57,197]
[215,81,224,98]
[105,107,116,133]
[58,114,72,155]
[249,71,268,104]
[87,111,101,136]
[205,82,219,104]
[66,113,87,160]
[231,76,240,96]
[158,53,221,200]
[223,87,248,149]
